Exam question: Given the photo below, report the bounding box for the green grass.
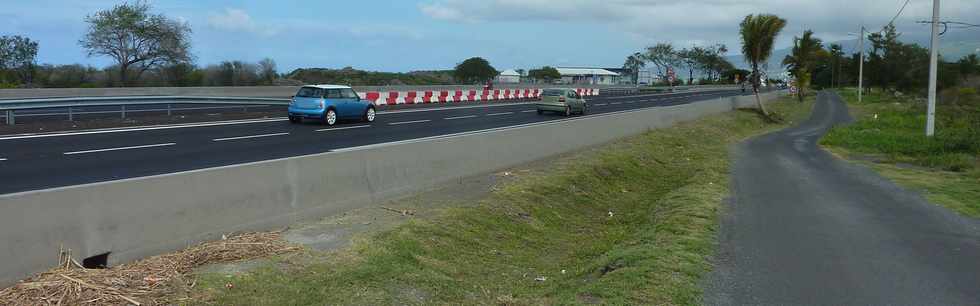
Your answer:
[823,88,980,218]
[183,95,813,305]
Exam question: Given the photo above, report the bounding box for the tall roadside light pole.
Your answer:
[926,0,940,136]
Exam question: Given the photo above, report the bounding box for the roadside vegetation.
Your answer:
[179,95,813,305]
[822,87,980,217]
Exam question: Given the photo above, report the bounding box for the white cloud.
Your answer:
[207,8,278,37]
[418,0,980,51]
[420,3,466,21]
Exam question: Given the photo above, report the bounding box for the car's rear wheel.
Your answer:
[364,107,376,123]
[536,109,544,115]
[579,105,587,115]
[324,109,337,126]
[288,116,301,123]
[564,106,571,117]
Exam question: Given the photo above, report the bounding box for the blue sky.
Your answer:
[2,0,978,73]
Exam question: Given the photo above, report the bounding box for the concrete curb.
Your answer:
[0,91,784,286]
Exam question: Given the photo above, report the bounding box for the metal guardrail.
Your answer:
[0,96,288,125]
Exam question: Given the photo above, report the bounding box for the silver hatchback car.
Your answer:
[536,88,587,116]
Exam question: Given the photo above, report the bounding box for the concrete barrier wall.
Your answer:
[0,91,783,286]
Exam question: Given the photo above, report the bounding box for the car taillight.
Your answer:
[559,97,566,102]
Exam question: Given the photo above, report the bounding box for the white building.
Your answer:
[556,68,620,85]
[496,69,521,84]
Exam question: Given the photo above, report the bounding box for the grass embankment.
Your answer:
[187,95,813,305]
[822,88,980,217]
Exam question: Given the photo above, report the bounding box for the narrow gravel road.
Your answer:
[704,91,980,305]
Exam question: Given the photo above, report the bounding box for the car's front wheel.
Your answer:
[324,109,337,126]
[364,107,376,123]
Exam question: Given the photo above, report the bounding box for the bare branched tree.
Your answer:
[79,2,192,86]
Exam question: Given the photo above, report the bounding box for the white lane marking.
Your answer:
[486,112,514,116]
[624,101,637,104]
[520,110,538,113]
[594,103,608,106]
[315,125,371,132]
[611,102,622,105]
[444,115,478,120]
[63,143,177,155]
[0,117,288,141]
[0,158,7,161]
[388,119,431,126]
[213,133,289,142]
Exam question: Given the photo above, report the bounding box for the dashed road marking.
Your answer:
[0,118,287,141]
[64,143,177,155]
[487,112,514,116]
[594,103,608,106]
[444,115,478,120]
[315,125,371,132]
[388,119,431,126]
[213,133,289,142]
[521,110,538,113]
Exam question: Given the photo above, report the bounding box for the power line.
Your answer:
[945,21,979,28]
[916,20,980,36]
[885,0,911,28]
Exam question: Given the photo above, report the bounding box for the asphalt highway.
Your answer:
[0,89,748,195]
[704,92,980,305]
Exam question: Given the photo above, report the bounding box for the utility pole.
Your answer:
[858,26,865,104]
[926,0,940,136]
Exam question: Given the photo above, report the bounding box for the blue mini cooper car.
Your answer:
[288,85,376,126]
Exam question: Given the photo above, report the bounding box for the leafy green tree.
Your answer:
[528,66,561,83]
[699,44,731,81]
[677,47,706,85]
[453,57,498,84]
[0,35,39,85]
[739,14,787,115]
[79,2,192,86]
[160,63,199,87]
[723,69,752,84]
[828,43,844,88]
[258,58,278,85]
[621,52,646,85]
[957,54,979,81]
[645,43,681,87]
[782,30,824,102]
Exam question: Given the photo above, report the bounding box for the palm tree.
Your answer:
[782,30,823,102]
[622,52,646,86]
[739,14,787,115]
